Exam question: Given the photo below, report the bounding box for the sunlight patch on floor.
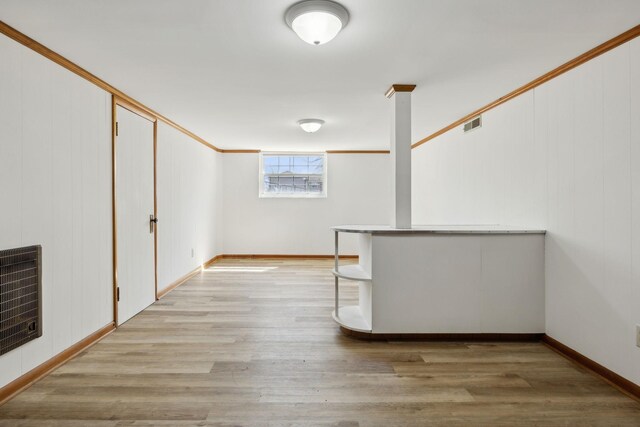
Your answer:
[207,266,279,273]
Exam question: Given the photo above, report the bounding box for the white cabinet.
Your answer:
[331,225,546,335]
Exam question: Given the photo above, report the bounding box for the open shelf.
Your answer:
[331,264,371,281]
[331,229,373,333]
[332,305,371,333]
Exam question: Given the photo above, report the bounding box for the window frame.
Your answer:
[258,152,328,198]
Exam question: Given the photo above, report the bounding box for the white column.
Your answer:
[386,84,415,229]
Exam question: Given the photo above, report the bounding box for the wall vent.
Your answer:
[0,245,42,356]
[463,115,482,133]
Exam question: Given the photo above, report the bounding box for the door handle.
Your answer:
[150,214,158,233]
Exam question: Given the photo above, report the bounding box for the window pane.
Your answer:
[264,176,277,192]
[278,156,292,168]
[263,156,279,174]
[278,176,293,191]
[309,156,323,173]
[293,176,307,192]
[264,156,278,166]
[292,165,309,174]
[293,156,308,165]
[278,165,293,174]
[309,156,322,165]
[308,176,322,193]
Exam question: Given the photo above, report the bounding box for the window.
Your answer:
[259,153,327,198]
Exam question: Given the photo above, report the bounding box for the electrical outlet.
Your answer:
[636,325,640,348]
[191,248,195,258]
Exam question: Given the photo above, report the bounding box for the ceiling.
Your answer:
[1,0,639,151]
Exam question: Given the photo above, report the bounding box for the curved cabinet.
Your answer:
[331,225,546,335]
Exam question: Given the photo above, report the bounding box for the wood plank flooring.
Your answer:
[1,258,639,426]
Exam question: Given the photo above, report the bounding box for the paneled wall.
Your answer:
[412,91,546,228]
[222,153,391,255]
[412,38,640,386]
[156,122,223,293]
[0,31,227,388]
[0,35,113,388]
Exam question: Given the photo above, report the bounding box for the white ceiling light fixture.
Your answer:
[285,0,350,46]
[297,118,325,133]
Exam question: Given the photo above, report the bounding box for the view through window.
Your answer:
[260,153,326,197]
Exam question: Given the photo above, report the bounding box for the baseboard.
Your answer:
[156,255,222,298]
[0,322,116,406]
[221,254,358,259]
[542,335,640,401]
[339,327,543,342]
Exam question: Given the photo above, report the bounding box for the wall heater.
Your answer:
[0,245,42,356]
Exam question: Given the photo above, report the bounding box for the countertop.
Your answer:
[331,225,546,235]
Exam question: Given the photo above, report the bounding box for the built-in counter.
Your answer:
[331,225,546,336]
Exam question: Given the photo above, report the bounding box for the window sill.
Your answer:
[259,193,327,199]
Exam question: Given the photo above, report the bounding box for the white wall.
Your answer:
[412,38,640,386]
[0,34,113,388]
[412,91,546,228]
[222,153,391,255]
[0,32,226,389]
[156,122,223,292]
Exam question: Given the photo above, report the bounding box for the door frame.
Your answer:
[111,95,159,325]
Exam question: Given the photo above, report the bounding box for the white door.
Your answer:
[115,105,156,325]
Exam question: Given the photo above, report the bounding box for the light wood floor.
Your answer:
[1,259,639,426]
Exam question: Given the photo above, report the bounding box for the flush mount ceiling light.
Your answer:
[297,118,325,133]
[285,0,349,45]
